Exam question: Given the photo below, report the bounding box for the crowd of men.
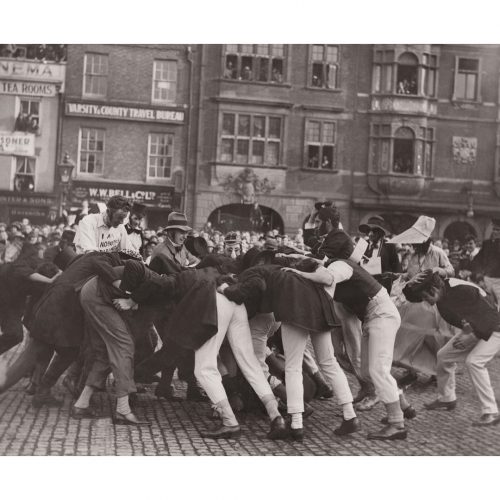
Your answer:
[1,196,500,445]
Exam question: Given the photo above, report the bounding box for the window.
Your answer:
[83,53,108,97]
[78,128,104,175]
[14,157,35,192]
[220,113,282,166]
[455,57,480,101]
[373,49,395,93]
[148,133,174,178]
[305,120,336,170]
[396,52,418,95]
[310,45,339,89]
[422,53,438,97]
[14,99,40,134]
[152,60,177,103]
[223,45,285,83]
[373,50,439,96]
[370,124,434,176]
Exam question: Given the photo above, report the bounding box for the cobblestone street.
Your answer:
[1,345,500,456]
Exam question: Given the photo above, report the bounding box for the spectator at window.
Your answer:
[241,66,253,81]
[14,112,30,132]
[29,116,40,134]
[272,67,283,83]
[312,75,322,87]
[36,44,47,61]
[309,154,319,169]
[321,155,330,169]
[224,61,235,79]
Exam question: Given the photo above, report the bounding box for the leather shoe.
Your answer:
[472,413,500,427]
[267,416,288,440]
[334,417,361,436]
[186,384,208,402]
[155,385,183,401]
[396,371,418,388]
[381,405,417,424]
[200,424,241,439]
[424,399,457,411]
[367,424,407,441]
[290,427,304,442]
[353,387,372,404]
[63,376,80,399]
[71,406,98,419]
[114,411,151,426]
[32,392,63,408]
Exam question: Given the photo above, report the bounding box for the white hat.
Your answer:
[387,216,436,245]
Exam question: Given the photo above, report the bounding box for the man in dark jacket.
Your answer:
[405,271,500,426]
[471,218,500,309]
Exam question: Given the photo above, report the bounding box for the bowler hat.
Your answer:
[359,216,388,237]
[387,216,436,245]
[61,229,76,243]
[164,212,192,232]
[185,236,209,258]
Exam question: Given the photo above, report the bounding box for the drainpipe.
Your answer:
[191,45,205,229]
[55,79,65,216]
[183,45,193,216]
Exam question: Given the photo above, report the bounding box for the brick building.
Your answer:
[60,44,195,228]
[188,44,500,242]
[0,44,67,224]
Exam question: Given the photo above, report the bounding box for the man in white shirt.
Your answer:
[74,196,131,254]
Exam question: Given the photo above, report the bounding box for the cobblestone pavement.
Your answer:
[1,345,500,456]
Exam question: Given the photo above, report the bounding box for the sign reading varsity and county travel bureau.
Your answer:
[0,80,58,97]
[0,60,66,83]
[65,102,185,124]
[71,181,178,208]
[0,132,35,156]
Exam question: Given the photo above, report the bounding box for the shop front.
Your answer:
[69,181,182,229]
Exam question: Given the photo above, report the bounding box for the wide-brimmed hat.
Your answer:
[387,216,436,245]
[359,215,388,236]
[164,212,192,232]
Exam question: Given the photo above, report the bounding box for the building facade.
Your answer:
[189,44,500,241]
[0,44,67,224]
[60,44,196,229]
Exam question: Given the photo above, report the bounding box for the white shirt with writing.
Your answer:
[74,212,128,254]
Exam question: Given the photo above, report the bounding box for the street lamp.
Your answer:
[57,152,75,218]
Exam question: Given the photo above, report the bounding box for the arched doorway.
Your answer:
[443,220,477,244]
[208,203,284,234]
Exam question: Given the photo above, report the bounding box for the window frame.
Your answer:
[308,44,340,90]
[14,97,41,134]
[82,52,109,99]
[303,119,337,171]
[453,56,481,102]
[218,112,283,167]
[147,132,175,180]
[222,45,287,84]
[369,124,435,177]
[12,156,36,192]
[77,127,105,176]
[151,59,178,105]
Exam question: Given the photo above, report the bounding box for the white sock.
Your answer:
[74,385,94,409]
[116,395,131,415]
[291,413,303,429]
[342,402,356,420]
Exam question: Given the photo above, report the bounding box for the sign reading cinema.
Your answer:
[65,102,185,124]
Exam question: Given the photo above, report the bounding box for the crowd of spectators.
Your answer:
[0,44,67,62]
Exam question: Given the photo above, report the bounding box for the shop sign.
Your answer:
[0,80,58,97]
[71,181,178,208]
[65,102,185,124]
[0,60,65,82]
[0,191,56,206]
[0,132,35,156]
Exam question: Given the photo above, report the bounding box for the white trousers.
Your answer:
[362,289,401,404]
[436,330,500,414]
[281,323,353,414]
[249,312,281,380]
[484,276,500,310]
[194,293,275,405]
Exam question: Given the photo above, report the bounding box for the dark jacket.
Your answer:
[471,239,500,278]
[29,252,125,347]
[122,261,221,351]
[224,265,337,333]
[436,281,500,341]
